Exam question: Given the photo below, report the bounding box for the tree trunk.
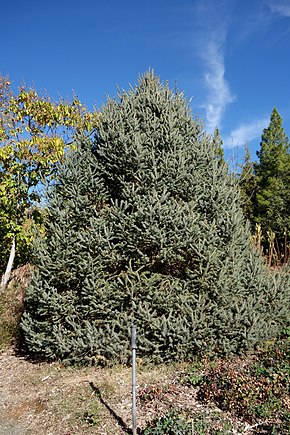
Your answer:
[0,236,16,293]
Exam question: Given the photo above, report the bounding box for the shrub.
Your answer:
[143,410,192,435]
[143,409,233,435]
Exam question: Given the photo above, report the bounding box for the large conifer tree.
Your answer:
[254,107,290,262]
[20,73,289,364]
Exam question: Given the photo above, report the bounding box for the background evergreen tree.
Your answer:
[239,144,256,224]
[20,73,290,365]
[254,107,290,263]
[212,127,225,162]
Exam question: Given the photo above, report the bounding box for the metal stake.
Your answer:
[131,324,137,435]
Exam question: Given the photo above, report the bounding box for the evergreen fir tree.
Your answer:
[212,127,225,162]
[239,143,256,223]
[20,73,290,364]
[254,107,290,263]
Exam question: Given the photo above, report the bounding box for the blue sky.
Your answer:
[2,0,290,163]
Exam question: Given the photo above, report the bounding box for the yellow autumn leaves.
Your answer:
[0,75,99,271]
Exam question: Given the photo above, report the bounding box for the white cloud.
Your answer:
[223,117,269,148]
[193,0,235,133]
[201,33,235,133]
[267,0,290,17]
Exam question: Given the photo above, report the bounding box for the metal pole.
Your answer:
[131,324,137,435]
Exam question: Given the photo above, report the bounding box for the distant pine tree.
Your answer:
[254,107,290,263]
[239,143,256,223]
[20,73,290,365]
[212,127,225,162]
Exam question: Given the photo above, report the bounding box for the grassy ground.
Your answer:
[0,269,289,434]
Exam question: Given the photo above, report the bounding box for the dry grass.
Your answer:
[0,265,31,351]
[0,348,274,435]
[0,348,196,434]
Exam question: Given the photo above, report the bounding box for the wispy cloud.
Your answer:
[223,117,269,149]
[201,32,235,133]
[267,0,290,17]
[194,1,235,133]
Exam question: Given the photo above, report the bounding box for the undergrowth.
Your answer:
[141,333,290,434]
[0,266,289,433]
[0,283,24,350]
[142,409,233,434]
[197,333,290,433]
[0,265,30,351]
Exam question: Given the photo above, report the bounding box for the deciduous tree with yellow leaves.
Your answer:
[0,75,99,287]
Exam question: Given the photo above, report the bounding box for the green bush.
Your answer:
[143,409,233,435]
[143,410,192,435]
[178,360,204,387]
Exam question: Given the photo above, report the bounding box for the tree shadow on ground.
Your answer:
[89,381,142,434]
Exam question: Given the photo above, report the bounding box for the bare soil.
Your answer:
[0,347,191,434]
[0,347,241,435]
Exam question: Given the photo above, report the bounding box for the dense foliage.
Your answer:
[20,72,289,364]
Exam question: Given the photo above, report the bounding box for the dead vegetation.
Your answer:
[0,349,238,434]
[0,265,31,351]
[0,349,195,434]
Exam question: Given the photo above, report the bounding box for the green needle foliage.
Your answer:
[254,107,290,263]
[20,72,290,365]
[239,143,256,224]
